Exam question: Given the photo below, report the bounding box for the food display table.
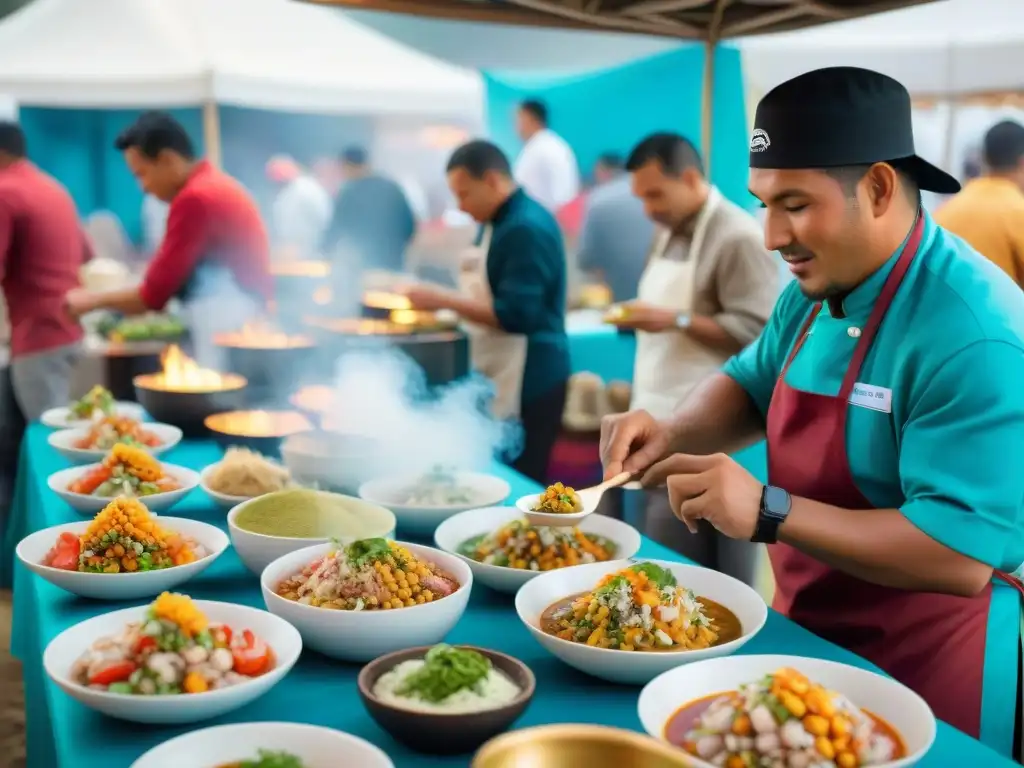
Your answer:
[4,424,1014,767]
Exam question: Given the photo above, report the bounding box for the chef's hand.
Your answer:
[609,301,677,332]
[398,284,454,312]
[642,453,761,540]
[64,287,95,319]
[600,409,672,480]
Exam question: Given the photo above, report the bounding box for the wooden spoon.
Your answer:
[516,471,634,527]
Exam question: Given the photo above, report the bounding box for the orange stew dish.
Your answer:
[74,416,161,451]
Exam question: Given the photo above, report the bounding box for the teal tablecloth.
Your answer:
[4,424,1016,767]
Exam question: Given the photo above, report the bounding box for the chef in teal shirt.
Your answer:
[599,67,1024,757]
[402,140,570,482]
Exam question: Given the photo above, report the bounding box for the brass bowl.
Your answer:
[471,724,694,768]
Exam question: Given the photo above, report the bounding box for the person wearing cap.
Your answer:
[936,120,1024,288]
[266,154,332,261]
[600,66,1024,752]
[65,111,272,368]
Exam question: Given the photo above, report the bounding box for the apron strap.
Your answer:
[778,304,822,380]
[838,213,926,401]
[994,570,1024,599]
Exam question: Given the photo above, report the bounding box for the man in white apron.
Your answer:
[401,140,570,482]
[66,112,271,368]
[607,132,779,586]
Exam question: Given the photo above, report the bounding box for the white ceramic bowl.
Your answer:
[358,471,511,536]
[515,559,767,685]
[17,517,229,600]
[638,654,936,767]
[130,722,395,768]
[261,541,473,662]
[44,600,302,724]
[47,463,200,514]
[199,461,289,509]
[228,489,396,575]
[280,430,389,493]
[48,423,183,465]
[434,505,642,594]
[40,401,146,430]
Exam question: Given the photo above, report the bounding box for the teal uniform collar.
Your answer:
[824,210,932,320]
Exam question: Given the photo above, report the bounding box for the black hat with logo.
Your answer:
[749,66,960,195]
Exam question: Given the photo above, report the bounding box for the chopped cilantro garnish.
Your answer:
[629,562,677,588]
[395,644,491,703]
[595,574,629,596]
[344,538,395,568]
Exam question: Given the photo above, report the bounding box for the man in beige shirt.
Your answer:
[608,132,779,585]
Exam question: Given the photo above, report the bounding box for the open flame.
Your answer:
[214,320,313,349]
[137,344,245,392]
[205,409,312,437]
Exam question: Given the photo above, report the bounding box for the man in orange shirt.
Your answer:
[935,120,1024,287]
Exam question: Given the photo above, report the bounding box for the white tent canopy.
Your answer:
[741,0,1024,98]
[0,0,483,118]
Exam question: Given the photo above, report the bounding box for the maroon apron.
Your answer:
[765,214,1024,737]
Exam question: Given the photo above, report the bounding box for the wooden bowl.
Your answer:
[358,645,535,755]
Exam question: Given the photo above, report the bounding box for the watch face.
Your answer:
[764,486,791,518]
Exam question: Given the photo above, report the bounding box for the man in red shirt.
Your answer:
[0,121,90,530]
[65,112,273,366]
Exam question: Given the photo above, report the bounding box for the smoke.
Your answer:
[325,346,523,481]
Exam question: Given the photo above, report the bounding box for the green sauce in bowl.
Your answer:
[233,488,395,540]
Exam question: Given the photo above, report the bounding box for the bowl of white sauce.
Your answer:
[357,643,535,755]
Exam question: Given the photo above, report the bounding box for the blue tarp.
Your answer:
[483,44,752,208]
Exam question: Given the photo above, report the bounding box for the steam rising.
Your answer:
[325,347,523,479]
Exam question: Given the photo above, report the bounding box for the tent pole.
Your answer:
[701,40,715,177]
[202,100,222,169]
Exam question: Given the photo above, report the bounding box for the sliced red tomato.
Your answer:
[231,629,270,676]
[44,533,81,571]
[133,636,157,654]
[68,466,111,495]
[89,661,137,686]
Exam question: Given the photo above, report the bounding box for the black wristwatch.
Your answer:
[752,485,792,544]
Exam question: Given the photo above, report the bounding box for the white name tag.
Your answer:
[849,383,892,413]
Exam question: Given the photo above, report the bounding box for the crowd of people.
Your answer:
[2,65,1024,749]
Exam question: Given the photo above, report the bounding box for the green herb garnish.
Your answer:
[238,749,305,768]
[595,574,629,596]
[395,644,491,703]
[344,538,395,568]
[629,562,677,589]
[457,534,487,558]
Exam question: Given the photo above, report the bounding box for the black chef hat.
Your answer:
[749,66,960,195]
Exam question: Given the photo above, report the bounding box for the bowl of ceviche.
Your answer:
[44,593,302,724]
[41,385,146,429]
[48,416,182,464]
[358,467,511,537]
[515,559,767,685]
[47,444,199,514]
[130,722,395,768]
[261,537,472,662]
[637,655,936,768]
[433,505,641,594]
[17,500,228,600]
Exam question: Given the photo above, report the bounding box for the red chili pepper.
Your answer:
[231,629,270,676]
[89,661,137,686]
